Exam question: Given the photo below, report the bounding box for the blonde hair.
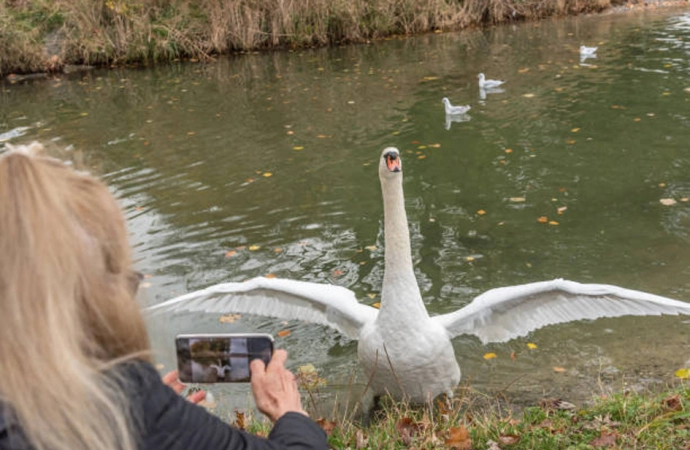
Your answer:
[0,143,151,450]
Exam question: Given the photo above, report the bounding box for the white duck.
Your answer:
[147,147,690,403]
[580,45,598,57]
[478,73,505,89]
[442,98,471,116]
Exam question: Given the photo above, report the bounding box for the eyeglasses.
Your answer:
[127,270,144,296]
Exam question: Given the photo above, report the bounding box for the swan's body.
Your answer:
[478,73,505,89]
[580,45,598,57]
[442,98,471,116]
[148,147,690,403]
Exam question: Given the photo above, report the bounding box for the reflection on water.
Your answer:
[2,7,690,411]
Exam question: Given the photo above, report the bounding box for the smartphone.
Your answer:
[175,333,274,383]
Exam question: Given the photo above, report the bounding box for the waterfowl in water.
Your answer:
[442,98,471,116]
[478,73,505,89]
[148,147,690,403]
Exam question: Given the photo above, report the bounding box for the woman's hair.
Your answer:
[0,142,151,450]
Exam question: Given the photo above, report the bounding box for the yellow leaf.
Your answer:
[548,220,559,226]
[527,343,538,350]
[566,139,576,145]
[429,143,441,148]
[571,128,580,133]
[187,131,196,136]
[365,245,377,251]
[553,366,566,373]
[367,293,376,299]
[277,330,291,337]
[418,154,426,160]
[287,130,294,135]
[219,313,241,323]
[465,256,475,262]
[263,172,272,177]
[249,245,261,251]
[510,197,526,202]
[505,148,513,154]
[265,273,276,279]
[518,68,530,74]
[477,209,486,215]
[675,368,689,379]
[634,117,641,122]
[372,302,381,309]
[292,146,304,151]
[483,353,497,360]
[418,145,427,149]
[523,93,535,98]
[537,216,548,223]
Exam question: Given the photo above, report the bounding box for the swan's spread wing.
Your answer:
[145,277,377,340]
[433,279,690,344]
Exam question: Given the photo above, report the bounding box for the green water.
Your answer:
[2,7,690,411]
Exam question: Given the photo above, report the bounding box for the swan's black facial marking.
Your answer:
[384,151,401,172]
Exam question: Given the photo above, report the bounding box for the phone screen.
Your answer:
[175,333,274,383]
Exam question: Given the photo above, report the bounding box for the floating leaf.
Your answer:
[429,143,441,148]
[263,172,273,177]
[292,146,304,151]
[365,245,377,251]
[505,148,513,154]
[225,250,237,258]
[465,256,475,262]
[634,117,641,122]
[510,197,526,202]
[277,330,291,338]
[187,131,196,136]
[274,247,283,253]
[484,353,498,360]
[367,293,376,299]
[418,154,426,160]
[660,198,677,206]
[477,209,487,215]
[372,302,381,309]
[518,67,530,73]
[553,366,567,373]
[566,139,576,145]
[523,93,535,98]
[537,216,548,223]
[265,273,276,279]
[527,342,538,350]
[249,245,261,251]
[571,127,580,133]
[557,206,568,214]
[287,130,294,135]
[548,220,559,226]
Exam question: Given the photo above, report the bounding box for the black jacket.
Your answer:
[0,361,328,450]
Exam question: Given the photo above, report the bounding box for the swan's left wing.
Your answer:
[145,277,378,340]
[433,279,690,344]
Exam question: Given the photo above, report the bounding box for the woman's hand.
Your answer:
[250,349,307,422]
[162,370,207,404]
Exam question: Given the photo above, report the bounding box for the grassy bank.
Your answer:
[237,384,690,449]
[0,0,627,75]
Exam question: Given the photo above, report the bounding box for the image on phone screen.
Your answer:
[176,334,273,383]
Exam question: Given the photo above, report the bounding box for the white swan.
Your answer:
[580,45,598,57]
[478,73,505,89]
[147,147,690,403]
[442,98,471,116]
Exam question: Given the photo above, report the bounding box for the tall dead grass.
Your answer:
[2,0,622,74]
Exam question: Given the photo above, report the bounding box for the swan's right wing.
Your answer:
[433,279,690,344]
[145,277,377,340]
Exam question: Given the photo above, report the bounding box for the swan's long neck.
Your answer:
[378,176,430,322]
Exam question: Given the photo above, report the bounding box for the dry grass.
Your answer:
[1,0,623,74]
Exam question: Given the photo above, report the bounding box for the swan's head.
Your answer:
[379,147,402,180]
[478,73,485,81]
[442,97,450,106]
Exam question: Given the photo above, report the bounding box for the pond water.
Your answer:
[3,6,690,417]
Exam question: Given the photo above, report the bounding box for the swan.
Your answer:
[147,147,690,403]
[442,98,471,116]
[478,73,505,89]
[580,45,598,57]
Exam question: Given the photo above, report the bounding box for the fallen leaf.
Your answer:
[235,411,246,430]
[660,198,677,206]
[292,146,304,151]
[316,418,336,435]
[224,250,237,258]
[571,127,580,133]
[523,93,535,98]
[505,148,513,154]
[553,366,567,373]
[249,245,261,251]
[499,434,520,445]
[418,154,426,160]
[590,430,618,448]
[372,302,381,309]
[219,313,241,323]
[265,273,277,279]
[274,247,283,253]
[263,172,272,177]
[477,209,487,215]
[566,139,576,145]
[557,206,568,214]
[548,220,559,226]
[518,67,530,73]
[444,425,471,449]
[367,293,376,299]
[332,270,344,277]
[662,394,683,411]
[537,216,548,223]
[465,256,475,262]
[527,342,538,349]
[675,368,689,379]
[510,197,526,202]
[396,417,423,446]
[365,245,377,251]
[277,330,291,337]
[429,143,441,148]
[484,353,498,360]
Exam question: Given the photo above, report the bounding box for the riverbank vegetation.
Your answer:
[1,0,629,75]
[240,383,690,449]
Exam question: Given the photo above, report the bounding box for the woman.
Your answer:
[0,143,327,450]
